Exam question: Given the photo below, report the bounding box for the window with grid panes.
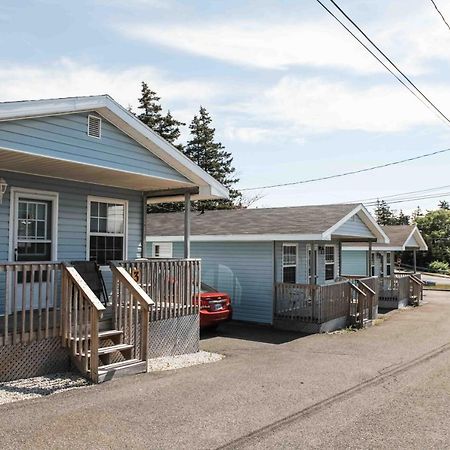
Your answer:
[88,199,126,265]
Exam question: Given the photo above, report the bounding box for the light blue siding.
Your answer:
[341,250,367,276]
[333,215,374,238]
[148,240,275,324]
[0,171,143,314]
[0,112,188,182]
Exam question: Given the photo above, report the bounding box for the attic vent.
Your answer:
[87,115,101,138]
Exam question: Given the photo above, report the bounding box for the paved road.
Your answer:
[422,273,450,286]
[1,291,450,449]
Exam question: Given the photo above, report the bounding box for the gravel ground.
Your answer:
[148,351,224,372]
[0,373,90,405]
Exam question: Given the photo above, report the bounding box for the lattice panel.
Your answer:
[148,314,199,359]
[0,338,70,382]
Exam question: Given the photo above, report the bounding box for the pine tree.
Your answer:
[374,200,396,225]
[136,82,186,213]
[439,200,450,210]
[411,206,423,222]
[184,106,241,210]
[396,210,410,225]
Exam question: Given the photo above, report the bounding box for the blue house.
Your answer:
[146,204,388,330]
[0,95,228,382]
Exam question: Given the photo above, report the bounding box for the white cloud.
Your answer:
[118,20,383,73]
[239,75,450,134]
[0,59,219,108]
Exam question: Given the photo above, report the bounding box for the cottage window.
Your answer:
[282,244,297,284]
[152,242,173,258]
[371,252,375,276]
[88,197,127,265]
[386,252,391,276]
[324,245,336,281]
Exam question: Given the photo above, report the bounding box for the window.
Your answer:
[386,252,391,276]
[87,115,101,138]
[88,198,127,265]
[371,252,375,276]
[324,245,336,281]
[282,244,297,284]
[152,242,173,258]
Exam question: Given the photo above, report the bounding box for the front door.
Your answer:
[307,245,318,284]
[9,189,58,312]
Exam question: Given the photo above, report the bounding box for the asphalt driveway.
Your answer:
[1,291,450,449]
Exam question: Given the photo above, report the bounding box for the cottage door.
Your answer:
[9,189,58,312]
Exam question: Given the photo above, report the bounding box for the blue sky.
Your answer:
[1,0,450,213]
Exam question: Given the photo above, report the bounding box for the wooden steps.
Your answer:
[97,359,147,382]
[98,343,133,356]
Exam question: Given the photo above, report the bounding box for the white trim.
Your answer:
[8,187,59,261]
[0,95,229,200]
[146,233,326,242]
[306,244,319,284]
[87,114,102,139]
[405,226,428,251]
[324,244,337,282]
[343,245,404,251]
[281,243,298,283]
[86,195,128,263]
[324,204,389,244]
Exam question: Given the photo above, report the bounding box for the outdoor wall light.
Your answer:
[0,178,8,204]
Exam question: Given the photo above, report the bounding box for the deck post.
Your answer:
[338,241,342,277]
[367,241,373,277]
[142,194,147,258]
[413,249,417,273]
[184,192,191,259]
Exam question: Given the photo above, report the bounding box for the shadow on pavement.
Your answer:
[200,320,308,345]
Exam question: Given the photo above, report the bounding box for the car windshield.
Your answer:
[200,283,217,294]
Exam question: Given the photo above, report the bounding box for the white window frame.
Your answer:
[87,114,102,139]
[9,187,59,262]
[152,242,173,258]
[371,251,376,277]
[306,244,318,284]
[324,244,337,282]
[386,252,392,276]
[86,196,128,265]
[282,243,297,283]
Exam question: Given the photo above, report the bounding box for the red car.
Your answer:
[198,283,232,329]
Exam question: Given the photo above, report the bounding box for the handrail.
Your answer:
[357,280,376,295]
[409,275,425,286]
[63,264,106,312]
[348,281,367,297]
[110,264,154,309]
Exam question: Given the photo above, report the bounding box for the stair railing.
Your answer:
[61,263,105,382]
[110,263,154,363]
[348,281,367,328]
[409,275,425,305]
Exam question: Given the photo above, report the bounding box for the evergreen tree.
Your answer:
[439,200,450,210]
[374,200,396,225]
[136,82,186,213]
[184,106,241,210]
[396,209,410,225]
[411,206,423,222]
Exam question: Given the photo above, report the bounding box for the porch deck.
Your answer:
[0,258,201,383]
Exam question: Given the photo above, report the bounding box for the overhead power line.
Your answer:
[430,0,450,32]
[315,0,450,128]
[364,191,450,207]
[241,147,450,191]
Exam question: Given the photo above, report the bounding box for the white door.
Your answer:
[9,189,58,312]
[307,245,318,284]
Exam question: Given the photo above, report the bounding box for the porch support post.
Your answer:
[142,194,147,258]
[310,243,317,285]
[184,192,191,259]
[413,249,417,273]
[367,241,373,276]
[338,241,342,277]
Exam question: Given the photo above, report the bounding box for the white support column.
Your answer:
[367,241,373,276]
[311,243,317,285]
[184,192,191,259]
[338,241,342,277]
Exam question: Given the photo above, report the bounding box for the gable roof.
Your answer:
[344,224,428,251]
[0,95,228,201]
[146,203,389,242]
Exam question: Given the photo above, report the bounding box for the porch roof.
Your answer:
[0,95,228,201]
[343,225,428,251]
[146,203,389,243]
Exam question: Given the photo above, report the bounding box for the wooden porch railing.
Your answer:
[110,263,154,362]
[60,263,105,382]
[0,262,61,346]
[118,259,201,321]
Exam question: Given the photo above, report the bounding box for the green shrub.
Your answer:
[429,260,450,274]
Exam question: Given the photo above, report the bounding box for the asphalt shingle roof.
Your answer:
[146,204,359,236]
